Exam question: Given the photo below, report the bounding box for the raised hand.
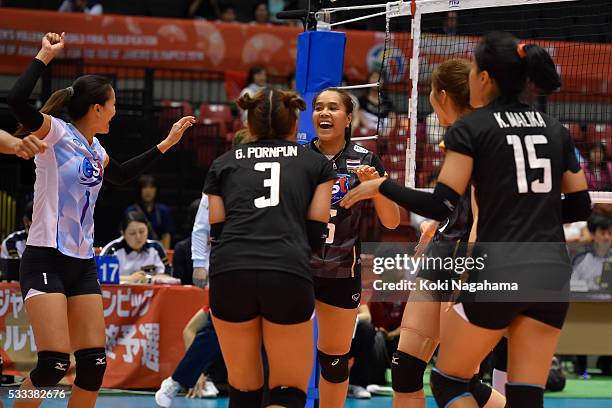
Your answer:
[340,177,386,209]
[354,165,380,182]
[37,32,65,64]
[157,116,196,153]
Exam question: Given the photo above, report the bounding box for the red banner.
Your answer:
[0,8,383,80]
[0,283,206,389]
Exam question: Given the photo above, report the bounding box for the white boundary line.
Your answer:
[336,82,379,90]
[352,135,379,141]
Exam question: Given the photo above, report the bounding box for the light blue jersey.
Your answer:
[27,117,107,259]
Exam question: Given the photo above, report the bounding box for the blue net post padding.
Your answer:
[296,31,347,144]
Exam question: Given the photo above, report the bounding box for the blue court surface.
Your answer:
[1,395,611,407]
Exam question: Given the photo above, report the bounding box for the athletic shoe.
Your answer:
[366,384,394,396]
[155,376,181,407]
[199,380,219,398]
[348,384,372,399]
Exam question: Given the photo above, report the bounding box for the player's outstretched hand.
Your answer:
[157,116,196,153]
[340,177,386,209]
[14,135,48,159]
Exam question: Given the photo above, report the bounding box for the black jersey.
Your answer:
[444,96,580,244]
[306,139,386,279]
[203,139,336,280]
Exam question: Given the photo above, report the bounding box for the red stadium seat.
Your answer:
[159,100,193,131]
[199,103,233,125]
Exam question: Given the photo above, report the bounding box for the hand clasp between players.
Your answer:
[340,176,386,209]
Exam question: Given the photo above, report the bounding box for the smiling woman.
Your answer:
[7,32,194,408]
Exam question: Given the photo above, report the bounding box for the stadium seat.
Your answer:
[159,100,194,132]
[198,103,234,126]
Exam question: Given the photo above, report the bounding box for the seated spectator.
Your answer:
[0,201,32,259]
[251,2,271,25]
[126,174,175,249]
[239,66,267,123]
[571,213,612,291]
[358,71,394,132]
[219,4,237,23]
[101,211,170,283]
[582,142,612,191]
[172,199,202,285]
[189,0,221,19]
[58,0,103,15]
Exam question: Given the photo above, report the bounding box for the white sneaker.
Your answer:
[199,380,219,398]
[366,384,393,396]
[348,384,372,399]
[155,376,181,407]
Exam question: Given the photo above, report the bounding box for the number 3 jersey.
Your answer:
[306,140,387,279]
[203,139,336,280]
[27,117,107,259]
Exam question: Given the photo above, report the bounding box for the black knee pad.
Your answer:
[30,351,70,388]
[430,367,472,408]
[318,350,349,384]
[506,383,544,408]
[269,386,307,408]
[229,385,263,408]
[391,350,428,393]
[469,375,493,408]
[74,348,107,392]
[493,338,508,372]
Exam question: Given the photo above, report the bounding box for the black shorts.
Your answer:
[209,270,314,325]
[314,268,362,309]
[19,246,101,300]
[456,301,569,330]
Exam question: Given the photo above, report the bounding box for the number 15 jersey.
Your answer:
[204,139,336,280]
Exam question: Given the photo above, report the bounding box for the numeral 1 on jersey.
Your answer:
[506,134,552,194]
[254,162,281,208]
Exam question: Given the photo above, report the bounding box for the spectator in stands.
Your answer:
[0,201,33,259]
[126,174,175,249]
[358,71,394,132]
[219,4,237,23]
[239,66,268,124]
[252,2,271,25]
[189,0,220,20]
[571,213,612,291]
[171,199,201,285]
[101,211,171,283]
[583,142,612,190]
[58,0,103,15]
[442,11,459,35]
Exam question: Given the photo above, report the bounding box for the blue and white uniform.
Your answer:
[27,117,106,258]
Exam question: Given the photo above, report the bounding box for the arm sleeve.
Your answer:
[562,126,581,173]
[104,146,162,185]
[191,195,210,269]
[443,122,474,157]
[7,59,46,133]
[378,179,460,222]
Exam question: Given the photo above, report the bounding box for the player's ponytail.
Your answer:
[14,87,70,137]
[474,31,561,99]
[523,44,561,95]
[280,92,307,112]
